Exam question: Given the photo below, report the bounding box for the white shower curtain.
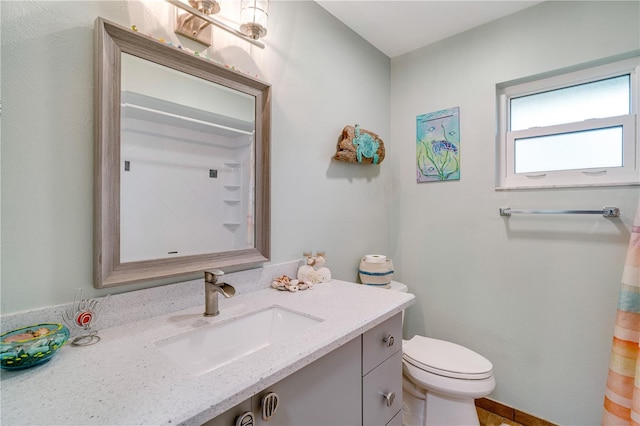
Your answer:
[603,200,640,425]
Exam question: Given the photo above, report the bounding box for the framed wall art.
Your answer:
[416,107,460,182]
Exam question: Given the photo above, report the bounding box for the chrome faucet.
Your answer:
[204,269,236,317]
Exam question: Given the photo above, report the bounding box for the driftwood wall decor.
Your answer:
[333,124,385,164]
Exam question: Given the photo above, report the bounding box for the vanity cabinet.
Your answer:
[204,337,361,426]
[362,313,403,426]
[205,400,253,426]
[205,313,403,426]
[252,336,362,426]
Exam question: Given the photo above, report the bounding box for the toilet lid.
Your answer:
[403,336,493,380]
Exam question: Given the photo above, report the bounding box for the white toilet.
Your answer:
[388,281,496,426]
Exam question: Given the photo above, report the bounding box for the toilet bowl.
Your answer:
[387,281,496,426]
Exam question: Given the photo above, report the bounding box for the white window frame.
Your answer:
[497,57,640,189]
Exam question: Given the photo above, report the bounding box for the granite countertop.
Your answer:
[0,280,414,425]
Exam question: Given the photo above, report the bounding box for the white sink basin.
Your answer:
[155,306,323,375]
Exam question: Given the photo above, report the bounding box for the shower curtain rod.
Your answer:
[499,207,620,218]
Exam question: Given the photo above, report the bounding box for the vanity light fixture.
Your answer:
[240,0,268,40]
[167,0,265,48]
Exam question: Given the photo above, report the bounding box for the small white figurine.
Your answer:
[297,252,331,284]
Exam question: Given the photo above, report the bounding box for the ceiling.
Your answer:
[315,1,543,58]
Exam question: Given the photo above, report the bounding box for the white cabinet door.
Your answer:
[203,399,253,426]
[253,336,362,426]
[362,350,403,426]
[385,410,403,426]
[362,313,402,375]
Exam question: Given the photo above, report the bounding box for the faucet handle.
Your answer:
[204,269,225,283]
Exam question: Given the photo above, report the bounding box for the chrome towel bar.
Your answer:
[499,207,620,218]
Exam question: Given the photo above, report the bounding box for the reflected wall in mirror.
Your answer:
[120,54,256,262]
[95,18,270,288]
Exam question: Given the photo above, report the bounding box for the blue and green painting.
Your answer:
[416,107,460,182]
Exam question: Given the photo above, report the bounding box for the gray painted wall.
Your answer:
[1,0,391,311]
[2,0,640,423]
[391,1,640,423]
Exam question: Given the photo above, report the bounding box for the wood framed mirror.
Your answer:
[94,18,270,288]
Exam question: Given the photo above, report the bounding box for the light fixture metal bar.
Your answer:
[165,0,265,49]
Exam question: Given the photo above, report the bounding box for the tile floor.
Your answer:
[475,398,557,426]
[477,407,523,426]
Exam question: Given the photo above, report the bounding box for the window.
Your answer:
[497,57,639,189]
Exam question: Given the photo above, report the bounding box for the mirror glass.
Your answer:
[120,54,255,262]
[95,18,270,288]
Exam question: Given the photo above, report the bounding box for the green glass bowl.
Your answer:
[0,323,69,370]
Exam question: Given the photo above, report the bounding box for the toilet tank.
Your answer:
[387,281,408,325]
[388,281,408,293]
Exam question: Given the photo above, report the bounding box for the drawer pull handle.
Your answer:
[235,411,255,426]
[383,334,394,347]
[261,392,279,421]
[383,391,396,407]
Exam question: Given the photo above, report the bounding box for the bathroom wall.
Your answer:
[4,1,640,423]
[390,1,640,424]
[1,1,391,313]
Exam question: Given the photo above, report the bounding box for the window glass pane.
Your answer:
[514,127,623,174]
[510,75,630,131]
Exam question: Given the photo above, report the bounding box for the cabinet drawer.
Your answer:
[203,400,252,426]
[252,336,362,426]
[362,350,402,426]
[362,312,402,375]
[386,409,403,426]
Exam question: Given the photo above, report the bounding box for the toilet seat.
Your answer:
[403,336,493,380]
